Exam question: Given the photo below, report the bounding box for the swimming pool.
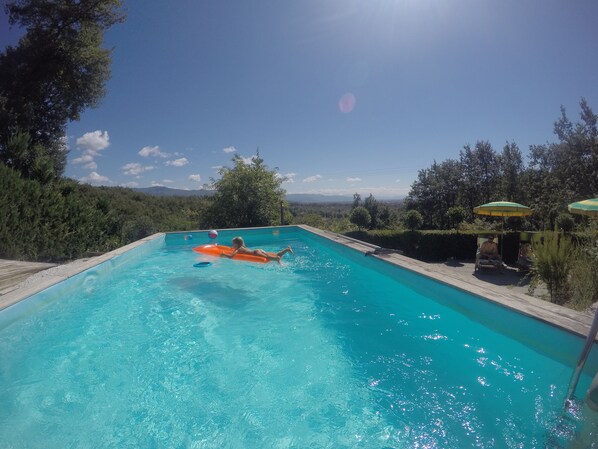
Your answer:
[1,226,596,448]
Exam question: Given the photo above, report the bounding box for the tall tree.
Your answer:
[407,159,462,228]
[498,141,524,202]
[460,140,500,211]
[0,0,124,178]
[552,98,598,199]
[209,154,287,228]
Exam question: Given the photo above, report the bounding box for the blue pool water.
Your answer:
[1,227,596,448]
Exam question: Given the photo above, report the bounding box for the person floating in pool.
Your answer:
[223,236,293,263]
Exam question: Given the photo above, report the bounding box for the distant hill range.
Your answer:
[133,186,213,197]
[133,187,402,204]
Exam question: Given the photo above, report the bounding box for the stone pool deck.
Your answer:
[0,259,58,295]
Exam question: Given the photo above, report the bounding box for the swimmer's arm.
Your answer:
[222,248,240,258]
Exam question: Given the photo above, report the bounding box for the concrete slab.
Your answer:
[0,259,57,296]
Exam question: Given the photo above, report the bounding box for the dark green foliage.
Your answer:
[0,163,209,261]
[288,202,353,233]
[363,194,379,228]
[349,193,398,230]
[555,213,575,233]
[446,206,467,229]
[208,154,286,228]
[529,232,575,305]
[2,131,56,183]
[459,141,500,213]
[349,207,371,230]
[569,238,598,310]
[0,0,125,178]
[344,230,523,263]
[403,210,423,231]
[499,142,524,202]
[406,159,462,228]
[344,230,475,261]
[406,99,598,230]
[0,163,110,260]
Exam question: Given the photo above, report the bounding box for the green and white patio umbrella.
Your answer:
[568,198,598,217]
[473,201,532,255]
[473,201,532,217]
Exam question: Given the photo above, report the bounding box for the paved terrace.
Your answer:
[0,259,57,296]
[0,227,594,341]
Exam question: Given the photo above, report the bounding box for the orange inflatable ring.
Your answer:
[192,244,271,264]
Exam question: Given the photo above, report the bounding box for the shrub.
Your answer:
[446,206,467,229]
[350,207,371,230]
[568,240,598,310]
[403,210,423,231]
[529,231,575,305]
[555,213,575,233]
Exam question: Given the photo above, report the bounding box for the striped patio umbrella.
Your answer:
[473,201,532,256]
[473,201,532,217]
[568,198,598,217]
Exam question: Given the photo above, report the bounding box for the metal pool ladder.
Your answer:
[565,308,598,408]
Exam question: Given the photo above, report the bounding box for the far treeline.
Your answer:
[406,98,598,231]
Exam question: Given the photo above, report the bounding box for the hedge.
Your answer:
[344,229,523,263]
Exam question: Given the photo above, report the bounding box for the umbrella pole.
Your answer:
[501,216,505,260]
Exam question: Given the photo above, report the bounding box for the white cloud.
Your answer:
[139,145,170,158]
[189,174,201,182]
[72,154,94,165]
[122,162,155,176]
[165,157,189,167]
[223,146,236,154]
[76,130,110,155]
[80,171,110,184]
[151,181,165,187]
[395,179,401,183]
[302,174,322,183]
[72,130,110,171]
[162,179,174,184]
[276,172,296,183]
[346,177,362,182]
[122,181,139,188]
[211,165,223,170]
[241,155,256,165]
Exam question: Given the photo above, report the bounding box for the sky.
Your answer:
[1,0,598,198]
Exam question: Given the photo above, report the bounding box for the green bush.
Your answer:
[350,207,371,230]
[403,210,423,231]
[555,213,575,233]
[568,240,598,310]
[0,163,209,261]
[344,229,524,263]
[529,231,576,305]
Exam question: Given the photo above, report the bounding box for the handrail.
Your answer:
[565,307,598,408]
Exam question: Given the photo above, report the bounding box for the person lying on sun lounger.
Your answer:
[479,235,501,261]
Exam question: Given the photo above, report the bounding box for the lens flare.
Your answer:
[339,92,356,113]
